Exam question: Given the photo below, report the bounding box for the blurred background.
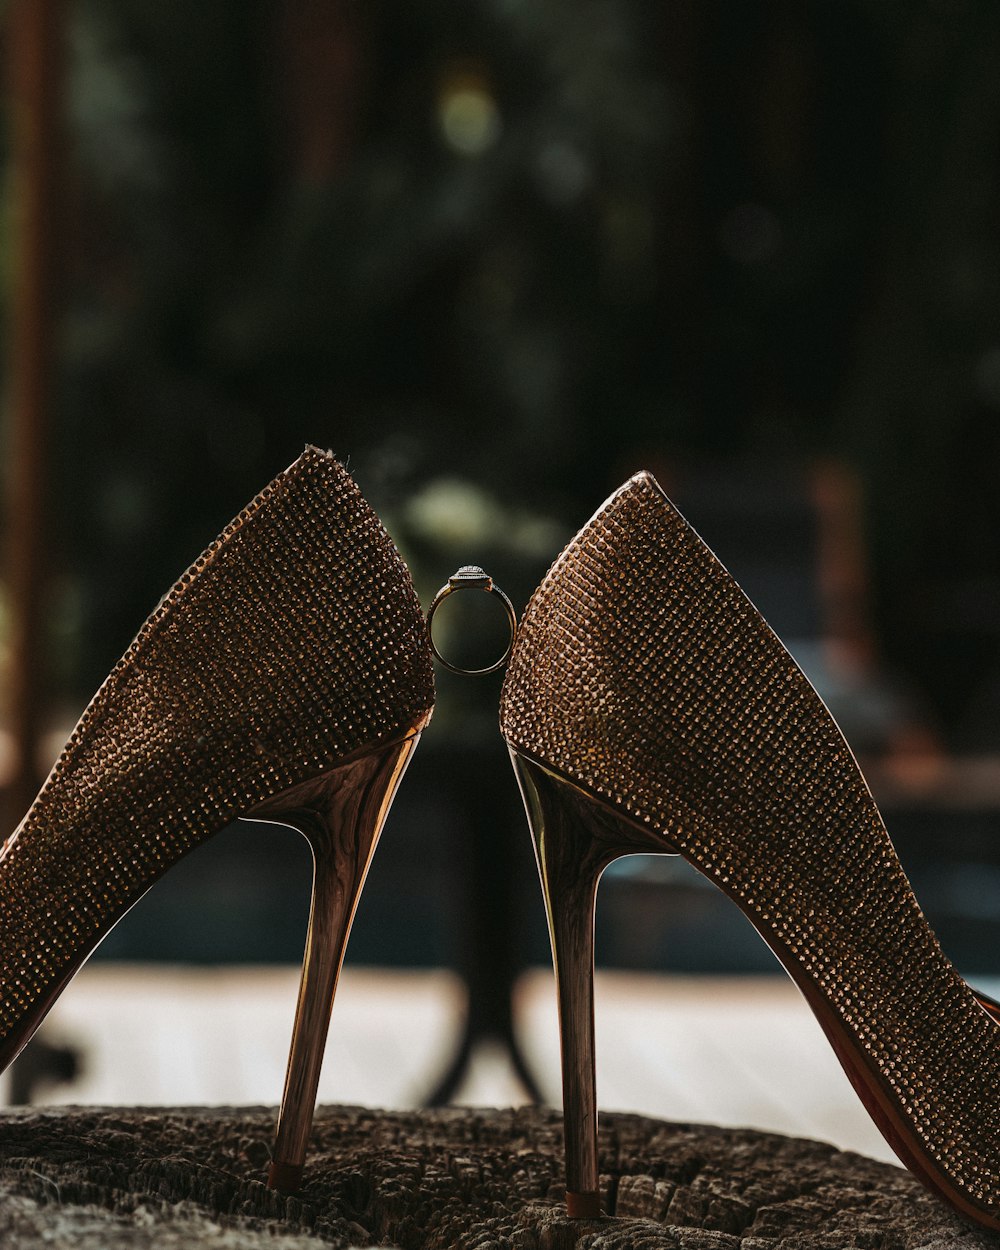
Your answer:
[2,0,1000,1165]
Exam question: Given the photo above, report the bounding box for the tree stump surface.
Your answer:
[0,1104,994,1249]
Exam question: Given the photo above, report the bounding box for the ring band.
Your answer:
[426,566,518,676]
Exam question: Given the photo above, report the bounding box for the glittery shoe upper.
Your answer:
[0,447,433,1059]
[500,471,1000,1223]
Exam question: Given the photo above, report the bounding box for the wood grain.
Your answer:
[0,1105,994,1248]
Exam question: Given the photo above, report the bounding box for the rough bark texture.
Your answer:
[0,1105,994,1249]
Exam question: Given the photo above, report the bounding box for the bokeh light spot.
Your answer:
[438,76,502,157]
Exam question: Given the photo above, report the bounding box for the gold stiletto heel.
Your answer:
[250,734,420,1191]
[501,470,1000,1233]
[511,752,667,1218]
[0,447,434,1186]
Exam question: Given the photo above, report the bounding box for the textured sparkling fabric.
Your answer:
[500,471,1000,1219]
[0,447,434,1060]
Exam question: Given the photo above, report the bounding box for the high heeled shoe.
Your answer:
[0,446,434,1191]
[500,470,1000,1231]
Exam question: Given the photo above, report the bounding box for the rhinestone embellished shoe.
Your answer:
[0,447,434,1191]
[500,470,1000,1231]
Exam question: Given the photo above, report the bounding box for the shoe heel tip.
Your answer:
[267,1161,304,1192]
[566,1190,602,1219]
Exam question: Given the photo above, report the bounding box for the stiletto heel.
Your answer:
[0,447,434,1184]
[511,751,668,1218]
[501,470,1000,1232]
[249,734,421,1191]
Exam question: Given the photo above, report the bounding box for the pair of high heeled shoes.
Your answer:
[1,447,998,1231]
